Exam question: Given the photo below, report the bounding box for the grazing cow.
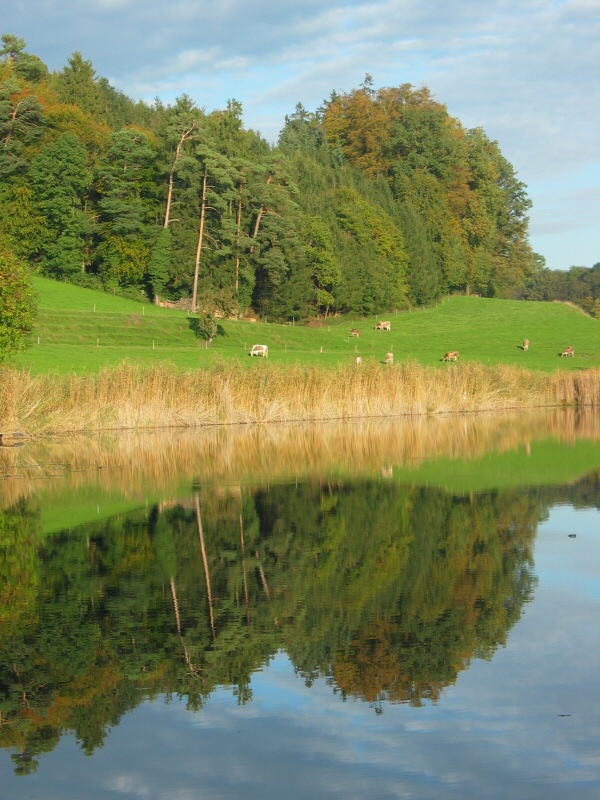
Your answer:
[561,346,575,357]
[349,328,360,338]
[442,351,459,362]
[523,339,529,351]
[355,355,362,366]
[385,352,394,365]
[375,321,391,331]
[250,344,268,358]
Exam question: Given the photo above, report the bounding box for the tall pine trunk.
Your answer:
[235,188,243,303]
[164,124,195,229]
[192,167,208,313]
[195,493,216,639]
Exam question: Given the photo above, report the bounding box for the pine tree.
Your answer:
[29,132,92,277]
[148,227,172,302]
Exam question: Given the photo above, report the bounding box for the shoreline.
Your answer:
[2,361,600,435]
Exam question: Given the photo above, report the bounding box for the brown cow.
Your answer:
[385,352,394,365]
[523,339,529,351]
[442,351,459,362]
[561,346,575,357]
[375,321,391,331]
[349,328,360,338]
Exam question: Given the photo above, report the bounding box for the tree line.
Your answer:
[523,261,600,317]
[1,34,543,344]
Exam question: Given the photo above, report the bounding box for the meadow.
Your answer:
[3,276,600,434]
[14,276,600,374]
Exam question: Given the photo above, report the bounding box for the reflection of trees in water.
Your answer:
[3,473,599,771]
[277,484,539,707]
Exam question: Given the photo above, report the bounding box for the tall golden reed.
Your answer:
[3,361,600,435]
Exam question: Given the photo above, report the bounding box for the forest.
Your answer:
[0,34,544,323]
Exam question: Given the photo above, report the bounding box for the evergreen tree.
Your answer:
[147,227,172,302]
[29,132,93,277]
[0,75,46,176]
[95,128,156,286]
[397,202,439,305]
[53,52,106,119]
[0,34,48,83]
[302,214,341,316]
[191,139,238,313]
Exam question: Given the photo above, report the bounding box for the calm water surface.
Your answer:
[1,413,599,798]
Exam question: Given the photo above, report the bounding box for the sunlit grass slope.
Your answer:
[14,276,600,374]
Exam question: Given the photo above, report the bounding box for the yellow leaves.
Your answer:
[46,103,111,154]
[103,236,150,284]
[324,88,393,178]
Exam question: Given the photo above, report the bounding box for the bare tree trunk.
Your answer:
[3,100,24,149]
[255,549,271,600]
[249,173,273,254]
[164,149,179,231]
[192,168,208,313]
[235,188,243,300]
[195,493,216,639]
[240,513,250,623]
[249,205,265,255]
[170,577,192,668]
[164,124,195,229]
[170,577,183,635]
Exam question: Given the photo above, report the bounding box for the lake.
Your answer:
[1,410,599,798]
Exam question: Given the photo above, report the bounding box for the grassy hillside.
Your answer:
[13,276,600,374]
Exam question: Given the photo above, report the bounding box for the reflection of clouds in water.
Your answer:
[1,505,598,799]
[536,507,600,597]
[104,773,151,798]
[132,504,600,798]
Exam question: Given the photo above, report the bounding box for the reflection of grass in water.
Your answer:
[394,440,600,493]
[39,493,152,535]
[3,408,600,533]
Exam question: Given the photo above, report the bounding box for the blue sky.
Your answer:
[3,0,599,271]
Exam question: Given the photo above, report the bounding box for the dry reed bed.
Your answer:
[3,362,600,435]
[2,408,600,512]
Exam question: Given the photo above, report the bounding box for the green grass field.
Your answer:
[14,275,600,374]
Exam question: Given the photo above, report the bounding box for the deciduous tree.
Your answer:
[0,249,36,360]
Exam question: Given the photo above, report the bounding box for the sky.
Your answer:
[3,0,599,271]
